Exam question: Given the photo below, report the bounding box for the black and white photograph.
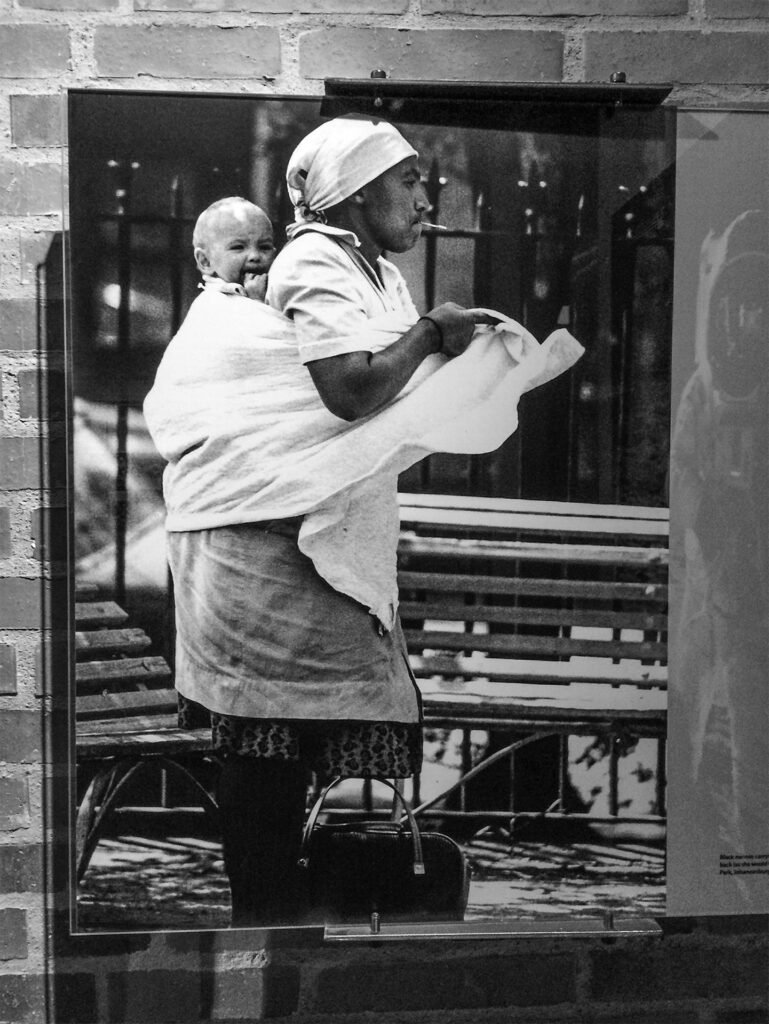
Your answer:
[68,85,680,935]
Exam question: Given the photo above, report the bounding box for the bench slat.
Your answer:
[399,534,668,567]
[398,571,667,603]
[77,724,212,760]
[400,507,669,540]
[405,629,666,663]
[409,653,667,689]
[75,627,151,659]
[75,600,130,629]
[422,699,666,732]
[76,655,172,691]
[77,688,178,721]
[399,601,667,632]
[399,492,670,522]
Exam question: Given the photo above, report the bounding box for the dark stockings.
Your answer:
[216,754,310,927]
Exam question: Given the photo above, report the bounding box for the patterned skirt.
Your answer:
[178,694,422,778]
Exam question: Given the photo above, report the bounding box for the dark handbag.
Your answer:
[297,777,470,925]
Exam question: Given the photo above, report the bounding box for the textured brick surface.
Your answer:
[206,965,301,1019]
[583,30,769,83]
[94,25,281,78]
[0,506,11,557]
[0,778,31,830]
[0,844,44,893]
[19,231,62,289]
[706,0,769,15]
[424,0,686,12]
[715,1010,769,1023]
[0,437,67,490]
[0,974,46,1024]
[0,159,62,216]
[300,28,564,81]
[0,578,67,629]
[0,299,39,351]
[0,643,18,694]
[590,941,769,1001]
[0,26,70,78]
[10,95,65,148]
[18,368,66,420]
[313,953,577,1012]
[0,710,44,764]
[19,0,118,8]
[135,0,300,9]
[0,909,28,960]
[107,970,211,1023]
[31,506,68,563]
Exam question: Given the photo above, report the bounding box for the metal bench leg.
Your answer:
[76,760,145,883]
[76,755,220,884]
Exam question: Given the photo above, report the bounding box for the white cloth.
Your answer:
[143,281,583,630]
[285,116,418,237]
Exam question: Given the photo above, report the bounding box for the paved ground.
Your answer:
[77,831,665,932]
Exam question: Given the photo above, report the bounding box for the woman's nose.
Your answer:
[415,184,430,212]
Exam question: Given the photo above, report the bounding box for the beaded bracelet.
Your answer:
[419,315,444,353]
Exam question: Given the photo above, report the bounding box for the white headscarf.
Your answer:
[285,116,418,238]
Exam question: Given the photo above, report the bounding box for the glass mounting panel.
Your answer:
[67,85,677,934]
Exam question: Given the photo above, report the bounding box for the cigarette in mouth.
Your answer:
[420,222,450,231]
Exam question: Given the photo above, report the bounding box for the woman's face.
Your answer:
[358,156,430,254]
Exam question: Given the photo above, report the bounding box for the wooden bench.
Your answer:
[75,585,217,882]
[396,493,668,828]
[76,493,668,875]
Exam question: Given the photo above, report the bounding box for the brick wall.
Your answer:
[1,0,767,1021]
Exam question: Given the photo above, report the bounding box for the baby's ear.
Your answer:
[194,247,210,274]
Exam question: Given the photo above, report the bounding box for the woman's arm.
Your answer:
[306,303,495,421]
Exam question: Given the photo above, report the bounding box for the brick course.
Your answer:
[300,28,565,81]
[0,778,31,830]
[0,844,44,893]
[19,0,118,8]
[0,506,10,557]
[312,953,577,1013]
[705,0,769,15]
[10,95,65,149]
[0,908,29,961]
[0,26,70,79]
[0,159,63,217]
[0,299,40,351]
[423,0,687,13]
[0,643,17,694]
[0,710,44,764]
[589,940,769,1001]
[583,30,769,83]
[0,974,46,1024]
[94,25,282,79]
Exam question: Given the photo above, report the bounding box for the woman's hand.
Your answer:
[422,303,501,358]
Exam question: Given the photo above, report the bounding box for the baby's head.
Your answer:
[193,197,276,292]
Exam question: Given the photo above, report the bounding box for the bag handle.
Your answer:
[298,777,425,875]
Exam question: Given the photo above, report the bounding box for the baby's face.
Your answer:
[197,205,276,287]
